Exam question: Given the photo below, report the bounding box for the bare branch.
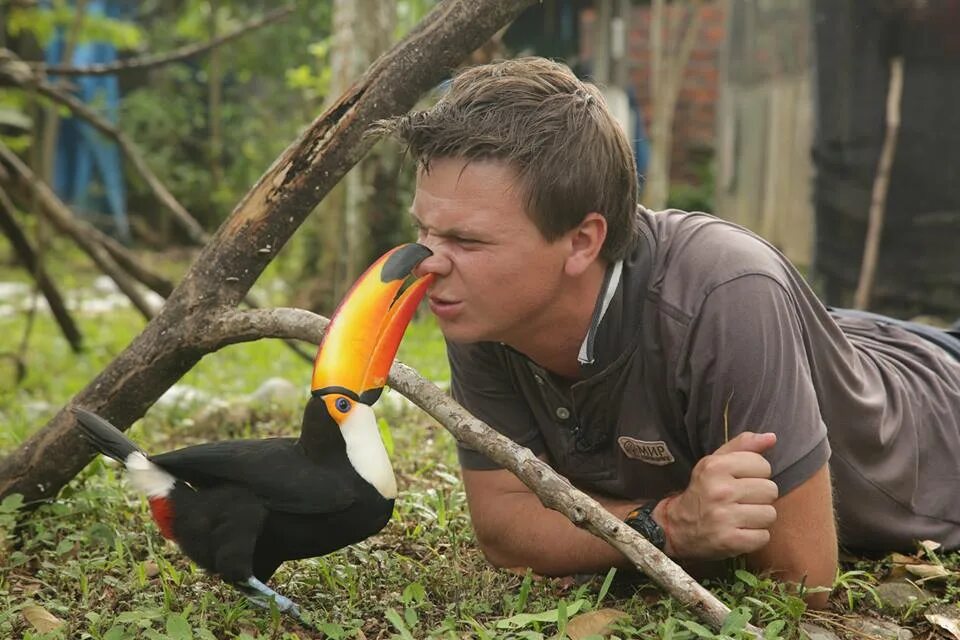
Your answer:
[191,306,756,636]
[0,185,83,352]
[1,48,208,244]
[0,142,160,319]
[29,6,295,77]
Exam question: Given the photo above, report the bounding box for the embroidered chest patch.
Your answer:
[617,437,675,466]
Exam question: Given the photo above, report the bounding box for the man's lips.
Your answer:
[428,295,462,318]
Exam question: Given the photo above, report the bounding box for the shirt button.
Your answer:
[555,407,571,420]
[534,374,545,385]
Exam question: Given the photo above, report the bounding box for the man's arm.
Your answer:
[462,438,837,608]
[746,463,836,608]
[462,457,639,576]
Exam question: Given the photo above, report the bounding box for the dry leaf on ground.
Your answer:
[22,604,64,633]
[562,608,630,640]
[925,611,960,640]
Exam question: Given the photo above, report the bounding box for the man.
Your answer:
[375,57,960,606]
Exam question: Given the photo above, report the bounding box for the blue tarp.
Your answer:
[44,0,130,242]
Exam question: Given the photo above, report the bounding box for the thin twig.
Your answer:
[1,49,209,244]
[0,142,159,319]
[30,6,295,77]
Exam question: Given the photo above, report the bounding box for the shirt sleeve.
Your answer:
[681,274,831,496]
[447,340,547,470]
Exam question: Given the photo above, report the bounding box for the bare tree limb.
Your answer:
[0,142,160,319]
[854,56,903,310]
[0,185,83,352]
[1,48,209,245]
[0,0,539,505]
[188,306,757,636]
[29,6,295,77]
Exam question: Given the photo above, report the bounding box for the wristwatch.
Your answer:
[624,500,666,550]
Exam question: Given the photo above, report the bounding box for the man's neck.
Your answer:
[508,261,608,380]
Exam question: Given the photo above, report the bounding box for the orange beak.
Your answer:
[311,243,433,405]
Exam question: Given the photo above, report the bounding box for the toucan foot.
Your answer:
[237,576,313,628]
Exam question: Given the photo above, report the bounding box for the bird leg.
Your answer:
[235,576,312,628]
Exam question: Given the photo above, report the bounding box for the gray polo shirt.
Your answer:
[449,208,960,551]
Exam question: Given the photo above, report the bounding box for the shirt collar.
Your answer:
[578,259,624,365]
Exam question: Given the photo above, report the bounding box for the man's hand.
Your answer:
[660,431,779,560]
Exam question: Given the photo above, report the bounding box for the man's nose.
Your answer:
[413,243,450,278]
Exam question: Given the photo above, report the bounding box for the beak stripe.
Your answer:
[311,386,361,402]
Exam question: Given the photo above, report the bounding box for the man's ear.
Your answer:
[564,212,606,277]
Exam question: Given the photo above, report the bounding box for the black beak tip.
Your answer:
[381,243,432,282]
[360,388,384,406]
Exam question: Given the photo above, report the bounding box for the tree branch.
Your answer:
[0,0,539,506]
[184,306,756,636]
[0,142,160,319]
[29,6,295,77]
[0,48,209,245]
[0,185,83,352]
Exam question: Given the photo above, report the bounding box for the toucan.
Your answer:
[73,243,433,624]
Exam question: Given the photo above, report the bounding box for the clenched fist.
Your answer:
[659,432,779,560]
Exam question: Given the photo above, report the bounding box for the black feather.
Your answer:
[73,408,141,463]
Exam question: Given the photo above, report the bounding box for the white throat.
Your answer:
[341,404,397,499]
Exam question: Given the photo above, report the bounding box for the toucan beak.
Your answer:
[311,243,433,405]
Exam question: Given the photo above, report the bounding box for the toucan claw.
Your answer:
[237,576,316,630]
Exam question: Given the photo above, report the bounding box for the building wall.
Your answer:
[581,1,727,183]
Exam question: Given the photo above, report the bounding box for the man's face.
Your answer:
[411,158,571,346]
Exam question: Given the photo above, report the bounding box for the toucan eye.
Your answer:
[335,397,351,413]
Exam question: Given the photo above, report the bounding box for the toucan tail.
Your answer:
[74,408,176,499]
[74,408,141,463]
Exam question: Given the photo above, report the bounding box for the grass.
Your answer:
[1,254,959,639]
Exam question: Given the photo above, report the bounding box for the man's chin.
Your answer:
[435,319,490,345]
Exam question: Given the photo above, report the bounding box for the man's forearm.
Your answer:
[469,489,641,576]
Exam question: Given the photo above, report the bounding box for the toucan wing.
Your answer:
[149,438,359,515]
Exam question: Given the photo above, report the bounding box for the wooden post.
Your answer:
[854,56,904,310]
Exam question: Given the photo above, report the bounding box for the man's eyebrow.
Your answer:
[407,211,480,239]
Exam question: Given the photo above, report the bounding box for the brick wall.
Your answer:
[581,1,726,183]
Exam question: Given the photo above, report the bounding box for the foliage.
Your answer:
[666,155,715,214]
[8,3,144,50]
[118,1,336,231]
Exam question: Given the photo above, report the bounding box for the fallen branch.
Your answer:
[0,142,160,319]
[194,307,757,636]
[0,48,208,245]
[0,185,83,352]
[0,0,538,504]
[30,6,295,77]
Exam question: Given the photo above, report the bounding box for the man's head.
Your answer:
[377,57,640,263]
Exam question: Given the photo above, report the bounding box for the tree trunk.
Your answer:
[0,0,538,504]
[300,0,398,313]
[643,0,703,210]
